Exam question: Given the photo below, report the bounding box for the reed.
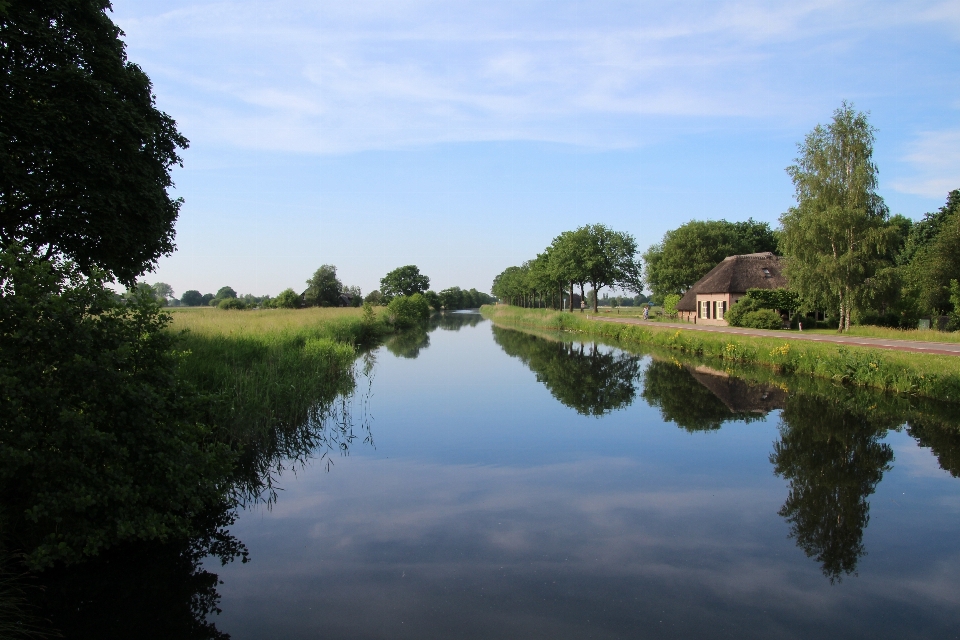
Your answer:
[167,307,387,443]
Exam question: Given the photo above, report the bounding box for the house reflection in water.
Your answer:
[686,365,786,415]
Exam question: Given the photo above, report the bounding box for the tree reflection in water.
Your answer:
[493,326,960,582]
[21,360,375,639]
[384,311,484,359]
[430,311,485,332]
[771,393,896,582]
[641,359,777,431]
[492,326,642,416]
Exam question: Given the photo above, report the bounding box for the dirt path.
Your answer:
[588,315,960,357]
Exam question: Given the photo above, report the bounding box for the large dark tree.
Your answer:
[643,218,777,301]
[304,264,342,307]
[0,1,188,283]
[380,265,430,300]
[901,189,960,315]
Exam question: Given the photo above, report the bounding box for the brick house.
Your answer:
[675,252,787,326]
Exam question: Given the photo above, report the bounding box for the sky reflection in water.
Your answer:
[211,313,960,639]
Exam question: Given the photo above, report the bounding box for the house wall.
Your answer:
[695,293,742,326]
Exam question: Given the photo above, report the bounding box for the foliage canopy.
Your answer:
[643,218,778,300]
[0,1,188,283]
[779,103,894,331]
[380,265,430,300]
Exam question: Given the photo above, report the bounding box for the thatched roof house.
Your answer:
[676,252,787,325]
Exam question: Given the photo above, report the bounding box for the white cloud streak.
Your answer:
[893,129,960,199]
[113,0,960,155]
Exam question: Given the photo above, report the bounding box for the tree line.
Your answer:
[491,224,643,313]
[363,264,495,311]
[616,103,960,331]
[152,263,495,312]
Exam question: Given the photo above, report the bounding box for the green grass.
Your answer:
[481,305,960,403]
[167,306,393,498]
[168,307,387,441]
[802,324,960,343]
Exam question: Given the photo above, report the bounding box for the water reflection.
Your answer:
[491,326,960,582]
[491,326,642,416]
[907,417,960,478]
[27,532,235,640]
[430,310,485,331]
[772,393,895,582]
[642,359,778,431]
[23,358,375,639]
[384,328,430,359]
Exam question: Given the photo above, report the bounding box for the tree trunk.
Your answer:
[569,281,574,312]
[591,281,599,313]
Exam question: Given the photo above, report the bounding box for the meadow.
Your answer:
[481,305,960,403]
[168,307,387,441]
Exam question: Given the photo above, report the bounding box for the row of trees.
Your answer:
[364,265,495,310]
[641,103,958,332]
[162,265,363,309]
[160,264,494,312]
[492,224,642,312]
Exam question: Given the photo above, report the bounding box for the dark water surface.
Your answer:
[204,312,960,639]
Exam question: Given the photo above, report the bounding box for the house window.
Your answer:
[700,301,710,319]
[718,301,727,320]
[762,268,771,278]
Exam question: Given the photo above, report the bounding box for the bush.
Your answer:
[217,297,246,310]
[180,289,203,306]
[662,293,681,317]
[725,297,761,327]
[740,308,784,330]
[274,288,302,309]
[387,293,430,328]
[0,246,236,568]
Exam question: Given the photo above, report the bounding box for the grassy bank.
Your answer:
[169,307,387,442]
[481,305,960,403]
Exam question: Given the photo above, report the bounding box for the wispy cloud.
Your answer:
[892,129,960,200]
[114,0,960,155]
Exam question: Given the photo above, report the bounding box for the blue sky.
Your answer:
[112,0,960,298]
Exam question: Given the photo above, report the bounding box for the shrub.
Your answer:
[662,293,681,317]
[387,293,430,328]
[274,288,302,309]
[217,297,246,310]
[740,308,784,330]
[0,246,236,568]
[725,297,761,327]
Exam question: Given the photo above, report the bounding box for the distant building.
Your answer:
[675,252,787,326]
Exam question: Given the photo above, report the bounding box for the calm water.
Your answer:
[204,312,960,639]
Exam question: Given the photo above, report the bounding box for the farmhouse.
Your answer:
[676,252,787,326]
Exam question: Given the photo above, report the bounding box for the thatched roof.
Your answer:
[676,252,786,311]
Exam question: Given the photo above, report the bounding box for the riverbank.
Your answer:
[480,305,960,402]
[169,306,388,443]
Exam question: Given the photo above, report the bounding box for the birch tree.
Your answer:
[779,103,893,332]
